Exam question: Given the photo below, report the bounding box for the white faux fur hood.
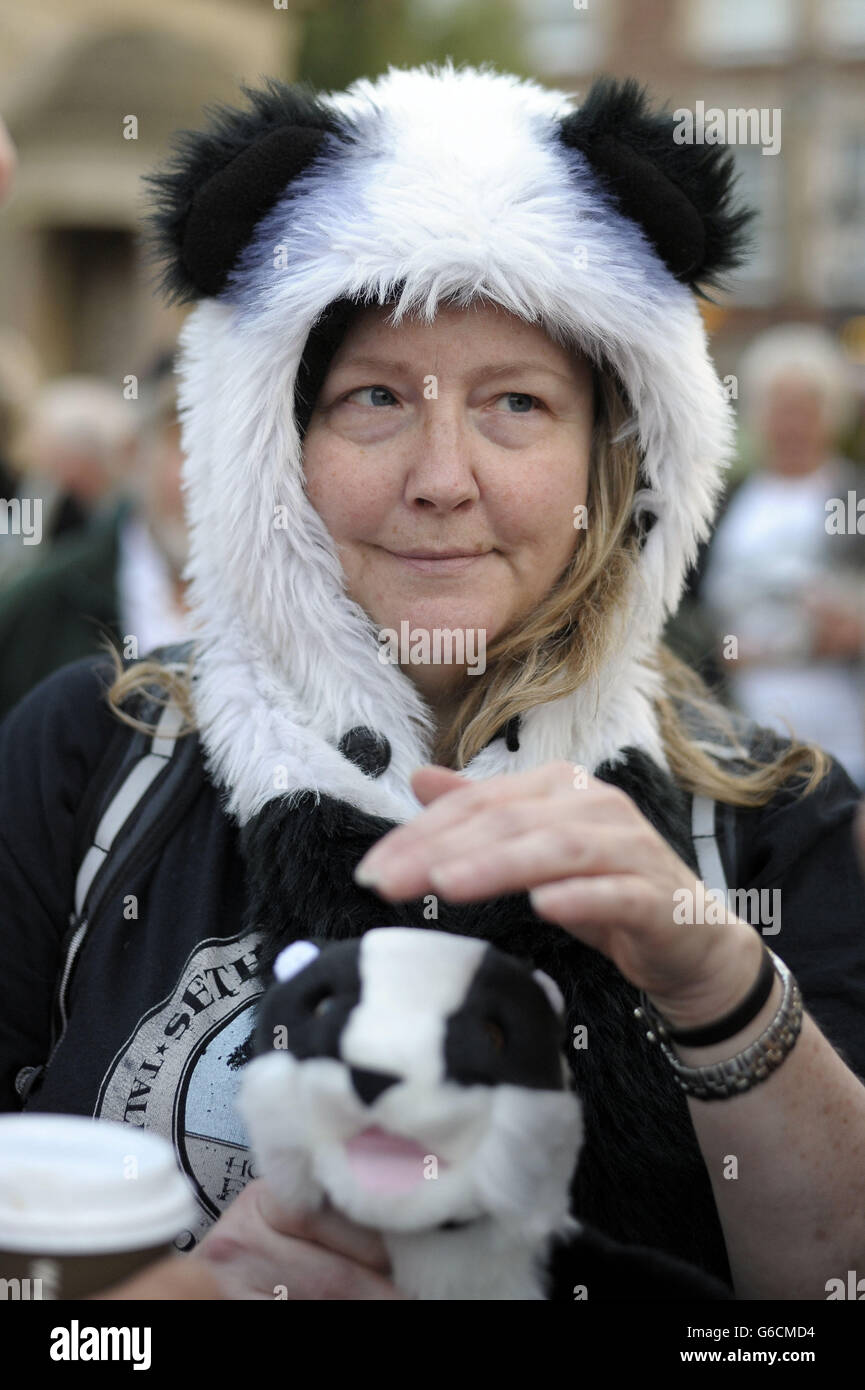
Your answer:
[144,60,752,828]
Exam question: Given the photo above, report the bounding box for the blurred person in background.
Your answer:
[0,352,191,717]
[0,375,133,588]
[0,117,51,578]
[112,351,191,655]
[700,324,865,788]
[0,326,42,533]
[0,113,15,208]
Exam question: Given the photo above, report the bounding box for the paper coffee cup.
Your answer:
[0,1115,196,1299]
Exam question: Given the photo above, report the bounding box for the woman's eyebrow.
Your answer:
[329,356,578,385]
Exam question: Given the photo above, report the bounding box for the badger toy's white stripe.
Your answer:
[342,929,489,1084]
[176,61,735,825]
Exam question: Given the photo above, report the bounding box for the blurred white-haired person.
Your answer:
[0,326,42,524]
[0,375,134,587]
[0,113,15,205]
[0,355,190,716]
[701,323,865,787]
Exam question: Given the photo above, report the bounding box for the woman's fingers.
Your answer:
[91,1252,227,1300]
[356,791,648,901]
[385,819,646,900]
[358,760,578,875]
[353,756,754,1006]
[256,1186,391,1273]
[210,1180,392,1274]
[193,1181,405,1300]
[410,765,466,804]
[357,765,625,882]
[197,1230,403,1301]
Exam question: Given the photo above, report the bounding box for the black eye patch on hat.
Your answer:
[141,74,753,309]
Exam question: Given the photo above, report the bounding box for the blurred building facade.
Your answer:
[0,0,308,379]
[1,0,863,397]
[513,0,865,393]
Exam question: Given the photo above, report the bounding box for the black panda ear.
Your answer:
[558,76,755,292]
[140,77,345,304]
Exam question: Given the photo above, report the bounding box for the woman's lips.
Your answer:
[387,551,489,575]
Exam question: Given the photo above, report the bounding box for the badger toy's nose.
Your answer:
[349,1067,401,1106]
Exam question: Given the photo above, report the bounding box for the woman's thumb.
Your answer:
[410,764,466,804]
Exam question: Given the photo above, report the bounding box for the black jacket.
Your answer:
[2,656,865,1300]
[0,501,126,719]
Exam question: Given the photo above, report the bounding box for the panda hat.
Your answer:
[144,59,752,828]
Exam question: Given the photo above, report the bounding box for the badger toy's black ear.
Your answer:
[141,77,345,303]
[558,76,755,292]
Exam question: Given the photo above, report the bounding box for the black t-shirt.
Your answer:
[2,656,865,1289]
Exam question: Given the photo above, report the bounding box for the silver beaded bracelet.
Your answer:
[633,949,804,1101]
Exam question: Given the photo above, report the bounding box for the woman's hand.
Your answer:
[351,766,865,1301]
[91,1253,228,1300]
[354,761,763,1031]
[189,1179,408,1300]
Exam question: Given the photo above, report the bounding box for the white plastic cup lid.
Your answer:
[0,1115,197,1253]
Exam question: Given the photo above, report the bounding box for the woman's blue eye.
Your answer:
[496,392,538,413]
[345,387,541,413]
[349,386,397,407]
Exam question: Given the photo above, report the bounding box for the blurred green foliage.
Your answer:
[295,0,530,90]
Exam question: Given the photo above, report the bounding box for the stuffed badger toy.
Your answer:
[236,927,735,1301]
[236,927,583,1300]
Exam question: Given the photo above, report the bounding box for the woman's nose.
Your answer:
[403,403,480,509]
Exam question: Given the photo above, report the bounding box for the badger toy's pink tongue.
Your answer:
[344,1126,435,1194]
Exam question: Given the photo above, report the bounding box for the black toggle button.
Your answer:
[338,726,392,778]
[482,713,521,752]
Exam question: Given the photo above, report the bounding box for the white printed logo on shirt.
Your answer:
[94,931,265,1251]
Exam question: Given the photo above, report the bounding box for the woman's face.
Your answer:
[301,299,594,705]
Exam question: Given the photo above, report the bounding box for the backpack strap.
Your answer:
[690,794,730,898]
[14,642,204,1105]
[73,697,189,919]
[683,706,762,898]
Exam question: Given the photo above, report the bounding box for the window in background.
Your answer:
[726,143,786,305]
[681,0,798,65]
[412,0,468,17]
[817,0,865,53]
[513,0,605,77]
[816,127,865,306]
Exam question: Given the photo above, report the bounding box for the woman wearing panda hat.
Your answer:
[2,61,865,1301]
